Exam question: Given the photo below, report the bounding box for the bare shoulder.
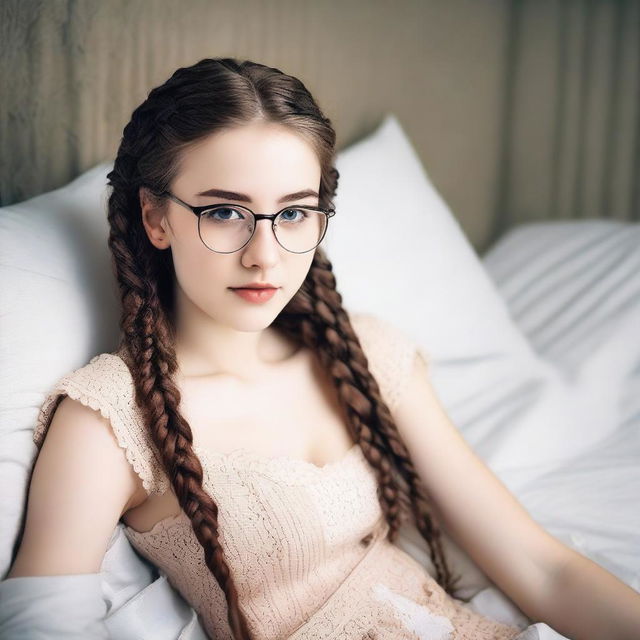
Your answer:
[7,395,143,578]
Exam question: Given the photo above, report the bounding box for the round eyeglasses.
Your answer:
[161,191,336,254]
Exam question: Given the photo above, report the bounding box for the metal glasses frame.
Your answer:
[161,191,336,254]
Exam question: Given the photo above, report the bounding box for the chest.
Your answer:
[122,350,356,534]
[186,349,354,458]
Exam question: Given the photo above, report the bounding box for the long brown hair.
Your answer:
[106,57,460,639]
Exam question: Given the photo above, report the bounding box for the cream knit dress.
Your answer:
[33,312,523,640]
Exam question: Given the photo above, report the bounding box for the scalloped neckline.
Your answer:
[123,443,365,538]
[193,441,362,472]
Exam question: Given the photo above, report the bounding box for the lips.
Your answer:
[230,283,278,289]
[230,287,278,303]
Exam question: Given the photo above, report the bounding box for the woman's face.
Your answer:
[141,121,322,333]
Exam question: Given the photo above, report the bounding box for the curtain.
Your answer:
[491,0,640,246]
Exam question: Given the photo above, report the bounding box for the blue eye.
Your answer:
[203,207,246,222]
[280,209,308,223]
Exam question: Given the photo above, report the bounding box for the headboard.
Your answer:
[2,0,638,253]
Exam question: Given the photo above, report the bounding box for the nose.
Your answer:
[240,217,280,269]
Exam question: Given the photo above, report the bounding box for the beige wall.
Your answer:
[1,0,637,254]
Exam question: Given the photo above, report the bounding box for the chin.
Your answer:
[226,306,282,330]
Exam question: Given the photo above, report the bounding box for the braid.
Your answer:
[277,248,462,596]
[107,162,253,639]
[105,56,461,640]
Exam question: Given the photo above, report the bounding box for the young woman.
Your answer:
[4,58,639,640]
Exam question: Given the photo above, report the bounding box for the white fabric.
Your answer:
[481,219,640,595]
[0,163,119,576]
[326,114,537,364]
[482,219,640,379]
[101,528,208,639]
[0,572,110,639]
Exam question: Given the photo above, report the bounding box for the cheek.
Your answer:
[171,243,229,301]
[166,220,208,283]
[289,253,315,289]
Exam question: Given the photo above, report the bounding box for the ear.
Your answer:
[139,187,170,249]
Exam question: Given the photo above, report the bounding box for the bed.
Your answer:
[1,110,638,638]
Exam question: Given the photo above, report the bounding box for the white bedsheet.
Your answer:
[481,219,640,594]
[2,218,637,639]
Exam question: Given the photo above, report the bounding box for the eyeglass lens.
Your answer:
[198,206,328,253]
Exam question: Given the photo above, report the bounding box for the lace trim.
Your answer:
[33,355,170,495]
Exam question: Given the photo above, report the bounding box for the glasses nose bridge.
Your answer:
[252,212,278,224]
[246,212,280,247]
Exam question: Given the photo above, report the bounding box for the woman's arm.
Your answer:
[8,395,141,578]
[540,549,640,640]
[2,395,142,638]
[392,351,640,639]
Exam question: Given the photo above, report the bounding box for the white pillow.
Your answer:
[327,114,537,363]
[0,163,116,577]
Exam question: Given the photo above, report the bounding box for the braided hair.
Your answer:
[106,57,461,640]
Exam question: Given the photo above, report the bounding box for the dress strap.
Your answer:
[350,312,428,413]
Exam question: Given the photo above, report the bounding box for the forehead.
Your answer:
[174,122,321,199]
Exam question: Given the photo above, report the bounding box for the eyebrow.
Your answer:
[195,187,319,204]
